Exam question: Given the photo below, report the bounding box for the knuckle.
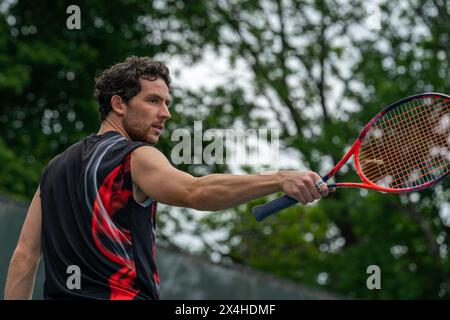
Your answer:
[310,171,320,179]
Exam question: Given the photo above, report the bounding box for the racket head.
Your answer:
[353,92,450,193]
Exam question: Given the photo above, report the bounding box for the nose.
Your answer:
[160,103,171,120]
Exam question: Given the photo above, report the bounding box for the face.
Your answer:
[122,78,171,144]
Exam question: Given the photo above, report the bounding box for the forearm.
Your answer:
[188,172,282,211]
[4,252,40,300]
[131,147,328,210]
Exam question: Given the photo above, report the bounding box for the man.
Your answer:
[5,56,329,300]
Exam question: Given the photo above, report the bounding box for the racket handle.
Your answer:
[252,195,298,221]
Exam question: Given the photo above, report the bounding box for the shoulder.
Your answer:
[131,145,166,160]
[130,146,170,171]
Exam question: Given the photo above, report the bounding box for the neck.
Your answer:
[97,118,130,140]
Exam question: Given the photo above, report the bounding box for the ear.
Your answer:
[110,95,126,116]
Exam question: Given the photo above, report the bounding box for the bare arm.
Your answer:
[4,187,42,300]
[131,146,328,211]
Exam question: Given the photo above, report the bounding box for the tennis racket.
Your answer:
[253,92,450,221]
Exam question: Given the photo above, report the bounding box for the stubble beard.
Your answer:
[122,113,156,144]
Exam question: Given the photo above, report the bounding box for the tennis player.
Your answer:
[4,56,329,300]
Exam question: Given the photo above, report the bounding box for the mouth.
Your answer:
[151,123,164,135]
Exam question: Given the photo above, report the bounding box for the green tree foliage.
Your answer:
[181,0,450,299]
[1,0,449,298]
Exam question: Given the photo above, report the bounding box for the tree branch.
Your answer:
[317,20,329,123]
[275,0,305,135]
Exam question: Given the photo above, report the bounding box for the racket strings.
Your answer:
[360,105,449,176]
[360,103,445,172]
[366,98,448,130]
[371,100,450,187]
[359,98,448,154]
[359,96,450,189]
[364,100,450,187]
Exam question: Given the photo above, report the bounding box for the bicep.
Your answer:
[16,187,42,259]
[131,146,197,207]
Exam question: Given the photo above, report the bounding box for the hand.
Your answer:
[279,171,329,205]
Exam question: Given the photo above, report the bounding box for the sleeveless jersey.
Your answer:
[39,131,160,300]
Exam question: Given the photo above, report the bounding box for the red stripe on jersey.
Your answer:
[92,154,139,299]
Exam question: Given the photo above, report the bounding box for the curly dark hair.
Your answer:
[94,56,171,121]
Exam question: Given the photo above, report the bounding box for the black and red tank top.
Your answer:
[39,131,160,300]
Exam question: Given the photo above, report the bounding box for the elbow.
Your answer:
[11,246,42,269]
[5,247,41,300]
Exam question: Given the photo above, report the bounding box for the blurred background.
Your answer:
[0,0,449,299]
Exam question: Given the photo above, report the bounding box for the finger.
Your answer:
[300,184,315,203]
[319,182,329,197]
[311,173,328,197]
[292,191,308,205]
[305,178,322,200]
